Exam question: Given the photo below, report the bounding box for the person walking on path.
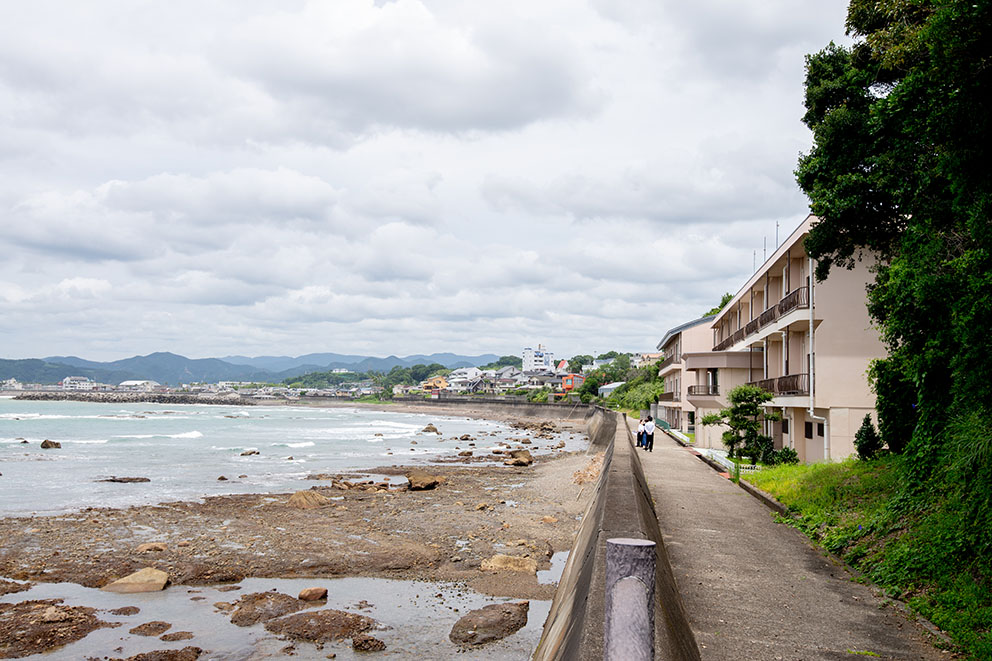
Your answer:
[636,418,645,447]
[643,416,655,451]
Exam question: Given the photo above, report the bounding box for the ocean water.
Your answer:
[0,398,583,516]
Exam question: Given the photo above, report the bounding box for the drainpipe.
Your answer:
[807,256,828,459]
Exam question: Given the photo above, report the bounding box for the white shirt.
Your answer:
[637,423,645,433]
[645,420,655,434]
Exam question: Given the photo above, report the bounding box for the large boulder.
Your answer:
[263,609,376,643]
[480,554,538,574]
[422,424,441,434]
[40,440,61,449]
[405,470,441,491]
[229,592,308,627]
[101,568,169,593]
[449,601,529,646]
[288,490,330,509]
[503,450,533,466]
[298,587,327,602]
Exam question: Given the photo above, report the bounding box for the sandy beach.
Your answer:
[0,402,599,659]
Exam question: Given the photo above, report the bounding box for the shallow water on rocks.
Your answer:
[0,576,552,659]
[0,400,584,515]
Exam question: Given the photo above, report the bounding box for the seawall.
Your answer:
[533,408,700,661]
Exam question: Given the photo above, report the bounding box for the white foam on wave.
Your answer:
[112,430,203,440]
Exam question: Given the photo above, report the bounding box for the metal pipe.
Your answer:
[807,256,828,459]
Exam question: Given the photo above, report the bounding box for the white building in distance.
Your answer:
[522,344,555,373]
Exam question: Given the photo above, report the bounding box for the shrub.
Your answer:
[854,414,884,460]
[773,447,799,465]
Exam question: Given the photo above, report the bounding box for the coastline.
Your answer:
[0,400,600,658]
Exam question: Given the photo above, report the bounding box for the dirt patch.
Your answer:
[0,599,114,658]
[264,608,377,643]
[0,579,30,597]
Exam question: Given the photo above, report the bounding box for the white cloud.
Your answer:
[0,0,852,361]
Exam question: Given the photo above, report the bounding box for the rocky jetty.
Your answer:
[14,392,255,406]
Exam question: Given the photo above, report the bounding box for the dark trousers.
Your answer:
[645,433,654,451]
[636,432,643,447]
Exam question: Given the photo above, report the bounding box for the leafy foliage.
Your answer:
[478,355,522,370]
[793,3,992,652]
[854,414,884,460]
[701,384,780,462]
[567,355,593,373]
[703,292,733,317]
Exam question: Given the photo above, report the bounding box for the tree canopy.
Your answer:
[703,292,733,317]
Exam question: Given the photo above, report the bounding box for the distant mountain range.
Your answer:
[0,351,503,386]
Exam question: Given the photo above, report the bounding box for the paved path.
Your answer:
[638,431,946,661]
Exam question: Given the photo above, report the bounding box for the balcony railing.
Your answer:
[759,306,778,328]
[748,373,810,396]
[657,391,680,402]
[658,354,678,371]
[778,286,810,316]
[687,384,719,397]
[711,286,814,351]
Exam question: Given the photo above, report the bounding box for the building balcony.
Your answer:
[748,373,810,396]
[712,286,813,351]
[657,391,680,402]
[657,354,680,375]
[687,384,719,396]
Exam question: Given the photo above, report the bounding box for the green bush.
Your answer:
[773,447,799,465]
[854,414,884,460]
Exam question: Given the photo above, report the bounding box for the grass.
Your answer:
[746,456,992,659]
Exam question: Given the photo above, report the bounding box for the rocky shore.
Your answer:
[0,411,601,659]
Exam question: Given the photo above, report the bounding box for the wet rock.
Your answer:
[160,631,195,641]
[114,646,203,661]
[264,609,376,643]
[352,633,386,651]
[99,476,152,483]
[422,424,440,434]
[109,606,140,616]
[481,554,538,574]
[449,601,529,646]
[458,451,473,457]
[288,490,330,509]
[0,578,31,596]
[503,450,533,466]
[40,439,61,449]
[129,620,172,636]
[217,475,228,481]
[240,450,259,456]
[101,567,170,593]
[230,592,308,627]
[0,599,112,658]
[405,470,441,491]
[136,542,168,553]
[298,587,328,601]
[459,434,474,441]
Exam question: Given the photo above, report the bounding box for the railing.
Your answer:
[687,384,719,396]
[747,373,810,396]
[657,354,678,371]
[711,287,813,351]
[759,306,778,327]
[657,391,680,402]
[754,378,777,392]
[778,286,810,316]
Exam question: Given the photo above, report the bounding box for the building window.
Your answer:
[782,419,789,434]
[804,422,813,439]
[817,423,825,437]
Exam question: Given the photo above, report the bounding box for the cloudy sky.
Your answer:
[0,0,851,362]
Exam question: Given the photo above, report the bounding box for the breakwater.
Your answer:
[12,392,255,405]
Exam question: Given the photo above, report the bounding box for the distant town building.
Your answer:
[1,378,23,390]
[598,381,625,398]
[522,344,555,373]
[118,380,161,392]
[61,376,93,391]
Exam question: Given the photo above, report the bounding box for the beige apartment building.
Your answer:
[686,214,885,461]
[654,316,714,433]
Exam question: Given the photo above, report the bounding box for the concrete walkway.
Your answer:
[638,432,945,660]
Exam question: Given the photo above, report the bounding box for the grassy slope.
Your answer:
[746,457,991,659]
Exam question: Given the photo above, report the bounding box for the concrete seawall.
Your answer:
[534,408,700,661]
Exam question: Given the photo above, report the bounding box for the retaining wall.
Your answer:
[533,409,700,661]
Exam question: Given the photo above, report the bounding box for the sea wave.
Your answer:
[113,430,203,440]
[270,441,315,448]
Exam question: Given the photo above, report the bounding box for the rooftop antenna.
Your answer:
[776,220,780,247]
[763,236,767,262]
[753,250,756,272]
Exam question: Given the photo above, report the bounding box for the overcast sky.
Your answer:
[0,0,851,362]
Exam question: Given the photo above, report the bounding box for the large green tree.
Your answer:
[796,2,992,651]
[796,0,992,475]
